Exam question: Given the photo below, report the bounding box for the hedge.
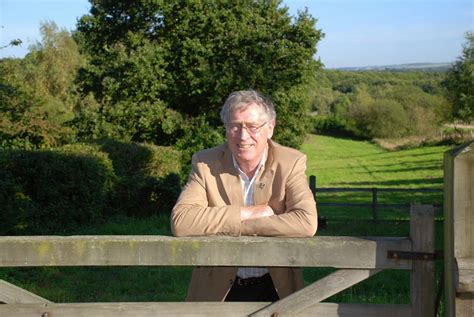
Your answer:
[0,141,182,235]
[96,139,182,218]
[0,144,115,234]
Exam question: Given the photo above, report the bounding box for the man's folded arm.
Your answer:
[241,155,317,237]
[171,157,241,237]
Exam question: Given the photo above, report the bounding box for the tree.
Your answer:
[1,22,84,149]
[443,32,474,123]
[366,99,409,138]
[73,0,323,149]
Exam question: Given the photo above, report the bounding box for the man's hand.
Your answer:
[240,205,275,221]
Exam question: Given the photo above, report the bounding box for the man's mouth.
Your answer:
[238,144,253,149]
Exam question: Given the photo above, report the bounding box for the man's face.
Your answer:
[226,103,274,169]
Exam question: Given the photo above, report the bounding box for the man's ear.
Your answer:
[267,119,275,139]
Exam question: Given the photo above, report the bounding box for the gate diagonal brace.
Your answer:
[387,250,444,261]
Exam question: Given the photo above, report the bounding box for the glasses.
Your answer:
[226,121,270,134]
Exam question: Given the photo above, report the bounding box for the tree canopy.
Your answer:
[443,32,474,124]
[0,22,84,149]
[73,0,324,151]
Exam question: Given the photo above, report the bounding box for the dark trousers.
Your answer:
[225,273,280,302]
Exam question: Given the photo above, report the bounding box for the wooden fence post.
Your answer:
[444,141,474,317]
[309,175,317,199]
[410,204,435,317]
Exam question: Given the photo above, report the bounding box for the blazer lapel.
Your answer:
[219,145,244,206]
[254,141,276,205]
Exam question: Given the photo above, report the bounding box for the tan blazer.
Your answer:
[171,140,317,301]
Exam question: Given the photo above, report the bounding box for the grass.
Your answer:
[302,134,450,189]
[301,134,450,221]
[0,134,455,314]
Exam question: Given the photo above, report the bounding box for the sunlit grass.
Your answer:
[302,134,451,189]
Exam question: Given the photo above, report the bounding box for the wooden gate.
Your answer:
[0,205,435,316]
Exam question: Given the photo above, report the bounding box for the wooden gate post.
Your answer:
[410,204,435,317]
[444,141,474,317]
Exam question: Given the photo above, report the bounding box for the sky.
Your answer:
[0,0,472,68]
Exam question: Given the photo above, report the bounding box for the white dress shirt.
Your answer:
[232,150,269,279]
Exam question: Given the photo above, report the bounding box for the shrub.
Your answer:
[311,115,356,138]
[366,100,410,138]
[175,116,225,179]
[97,139,182,217]
[0,144,115,234]
[0,141,183,234]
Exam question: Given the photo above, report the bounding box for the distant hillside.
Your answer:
[334,62,452,72]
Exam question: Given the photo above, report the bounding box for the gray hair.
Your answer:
[220,90,276,125]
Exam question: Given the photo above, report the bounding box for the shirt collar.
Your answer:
[231,147,268,180]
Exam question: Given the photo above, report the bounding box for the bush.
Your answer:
[311,115,356,138]
[97,139,182,217]
[175,116,225,179]
[0,144,115,234]
[366,100,410,138]
[0,141,183,234]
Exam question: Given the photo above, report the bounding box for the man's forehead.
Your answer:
[230,104,267,117]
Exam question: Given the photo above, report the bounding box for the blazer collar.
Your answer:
[219,140,277,206]
[254,140,276,205]
[220,145,244,205]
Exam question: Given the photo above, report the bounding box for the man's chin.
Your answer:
[236,152,256,163]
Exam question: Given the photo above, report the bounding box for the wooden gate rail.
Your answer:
[0,205,434,317]
[0,302,412,317]
[0,236,411,269]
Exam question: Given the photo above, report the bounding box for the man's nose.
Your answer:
[239,126,250,139]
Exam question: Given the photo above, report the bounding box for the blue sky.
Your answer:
[1,0,472,68]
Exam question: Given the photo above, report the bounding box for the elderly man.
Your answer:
[171,89,317,302]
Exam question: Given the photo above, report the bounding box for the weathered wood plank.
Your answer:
[458,258,474,293]
[444,141,474,317]
[410,204,435,317]
[0,236,412,269]
[250,269,381,317]
[0,302,412,317]
[444,146,457,317]
[0,280,52,304]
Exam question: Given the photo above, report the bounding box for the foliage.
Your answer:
[96,139,182,217]
[71,98,183,144]
[0,38,23,50]
[0,62,59,149]
[74,0,323,150]
[443,32,474,124]
[365,99,409,138]
[272,82,316,147]
[174,116,225,178]
[0,144,115,234]
[310,69,449,139]
[0,22,84,149]
[0,140,183,234]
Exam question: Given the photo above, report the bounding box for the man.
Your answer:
[171,89,317,302]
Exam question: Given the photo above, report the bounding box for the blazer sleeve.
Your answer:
[240,154,318,237]
[170,154,242,237]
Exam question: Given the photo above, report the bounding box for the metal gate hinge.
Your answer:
[387,250,444,261]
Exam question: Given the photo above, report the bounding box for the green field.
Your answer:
[0,135,454,313]
[302,134,450,222]
[302,134,449,189]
